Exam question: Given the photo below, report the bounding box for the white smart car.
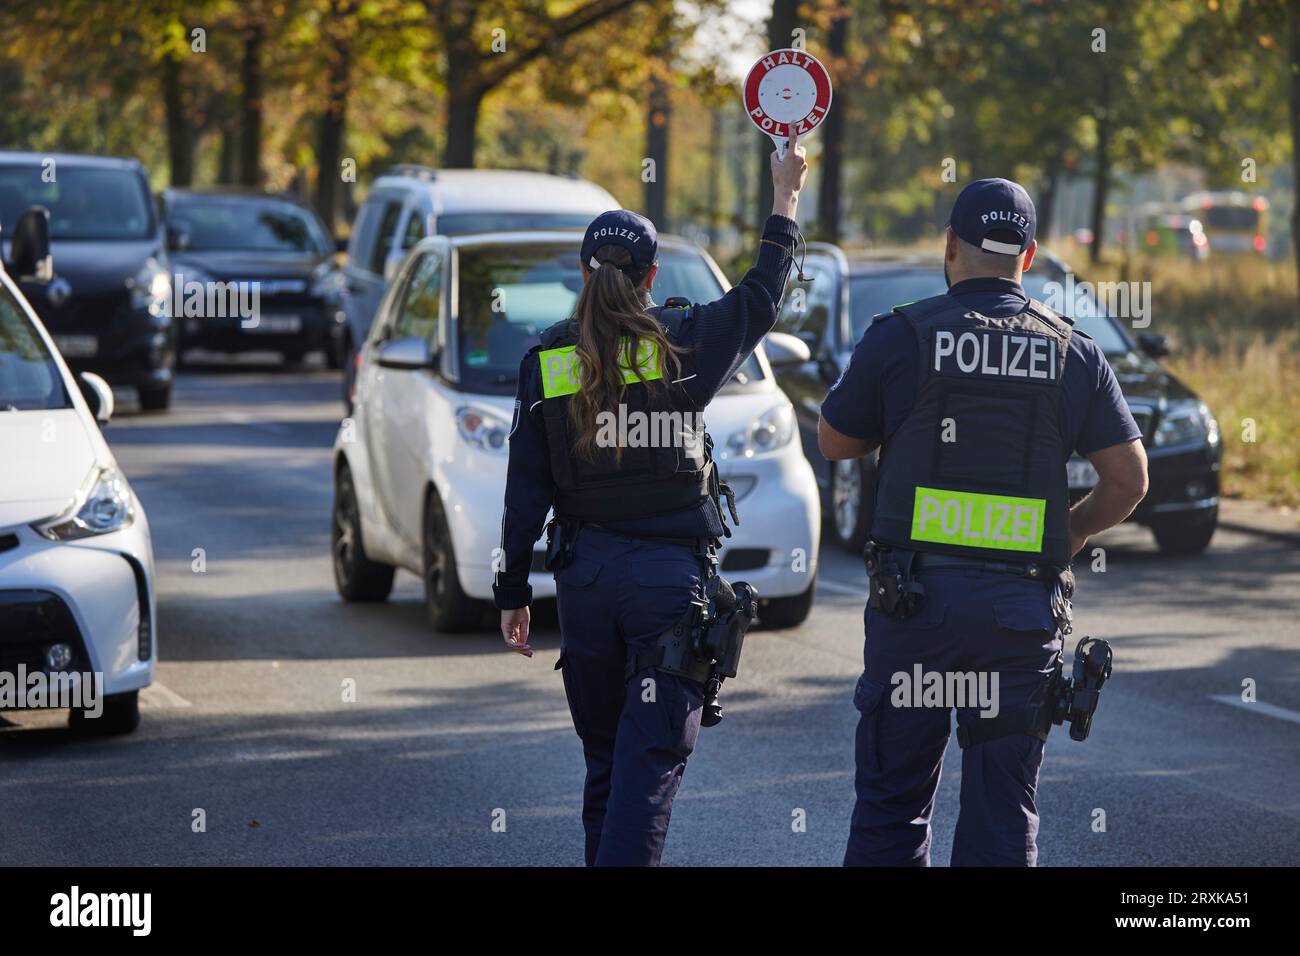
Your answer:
[331,230,820,630]
[0,209,155,734]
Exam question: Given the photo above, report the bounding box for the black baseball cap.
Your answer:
[948,178,1036,256]
[581,209,658,281]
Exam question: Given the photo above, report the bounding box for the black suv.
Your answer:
[768,244,1222,556]
[0,152,175,410]
[159,189,346,367]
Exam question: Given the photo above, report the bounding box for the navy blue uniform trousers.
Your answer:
[844,568,1062,867]
[554,527,705,866]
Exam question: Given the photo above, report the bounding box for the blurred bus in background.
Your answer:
[1180,190,1269,257]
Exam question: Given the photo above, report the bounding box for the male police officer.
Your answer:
[819,178,1148,866]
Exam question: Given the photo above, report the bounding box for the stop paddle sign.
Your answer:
[742,48,833,158]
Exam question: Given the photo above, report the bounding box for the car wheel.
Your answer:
[282,349,307,368]
[69,690,140,736]
[1151,509,1217,555]
[759,573,816,629]
[332,463,395,601]
[423,490,483,633]
[138,383,172,412]
[829,456,874,554]
[326,341,343,370]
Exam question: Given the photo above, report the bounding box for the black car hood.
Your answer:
[171,250,326,282]
[41,238,164,297]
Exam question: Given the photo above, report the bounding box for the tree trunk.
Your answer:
[644,52,671,227]
[756,0,800,225]
[1089,72,1111,266]
[444,78,483,169]
[1038,163,1060,245]
[162,56,193,187]
[1289,0,1300,318]
[817,0,850,242]
[239,26,264,187]
[315,34,351,233]
[706,108,722,245]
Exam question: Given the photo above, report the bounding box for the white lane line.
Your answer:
[1209,694,1300,726]
[140,682,193,709]
[817,578,865,598]
[221,412,291,435]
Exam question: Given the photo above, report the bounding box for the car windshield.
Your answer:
[848,269,1132,356]
[454,243,753,394]
[0,285,69,410]
[437,212,604,236]
[0,164,152,241]
[171,198,330,254]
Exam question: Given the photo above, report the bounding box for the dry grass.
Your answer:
[1167,334,1300,507]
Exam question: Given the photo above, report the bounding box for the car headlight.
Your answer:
[456,405,511,454]
[1154,399,1217,448]
[311,264,346,301]
[129,258,172,318]
[722,403,795,459]
[33,466,135,541]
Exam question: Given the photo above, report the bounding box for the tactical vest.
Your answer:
[535,304,716,524]
[870,294,1074,564]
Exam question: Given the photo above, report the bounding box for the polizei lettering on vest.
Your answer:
[932,328,1058,382]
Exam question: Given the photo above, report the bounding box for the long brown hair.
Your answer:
[568,243,685,461]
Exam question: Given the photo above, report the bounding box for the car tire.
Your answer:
[423,490,483,633]
[1151,509,1217,555]
[282,349,307,368]
[759,573,816,629]
[326,341,343,370]
[69,690,140,736]
[828,455,875,554]
[332,463,395,602]
[138,383,172,412]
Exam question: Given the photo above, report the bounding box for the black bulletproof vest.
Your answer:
[870,293,1074,564]
[536,306,715,523]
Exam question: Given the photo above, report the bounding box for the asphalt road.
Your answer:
[3,361,1299,866]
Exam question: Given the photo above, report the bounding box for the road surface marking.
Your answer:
[817,578,864,597]
[1209,694,1300,726]
[140,682,193,709]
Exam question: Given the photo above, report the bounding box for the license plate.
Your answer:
[1067,459,1099,490]
[53,335,98,358]
[244,315,302,334]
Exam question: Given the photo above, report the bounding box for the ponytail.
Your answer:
[568,244,684,461]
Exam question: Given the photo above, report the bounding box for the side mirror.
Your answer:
[376,335,432,370]
[1137,332,1171,358]
[167,221,192,252]
[10,207,53,283]
[765,330,813,368]
[78,372,115,425]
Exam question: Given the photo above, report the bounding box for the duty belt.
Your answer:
[911,551,1048,580]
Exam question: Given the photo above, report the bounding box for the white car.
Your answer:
[331,230,820,630]
[0,215,155,734]
[340,167,619,404]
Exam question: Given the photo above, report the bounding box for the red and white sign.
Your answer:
[743,48,833,155]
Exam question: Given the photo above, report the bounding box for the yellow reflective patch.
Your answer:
[910,486,1046,553]
[539,339,663,398]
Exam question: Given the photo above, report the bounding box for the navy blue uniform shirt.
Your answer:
[493,214,800,609]
[820,275,1141,458]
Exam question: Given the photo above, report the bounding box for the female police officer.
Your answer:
[492,134,808,866]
